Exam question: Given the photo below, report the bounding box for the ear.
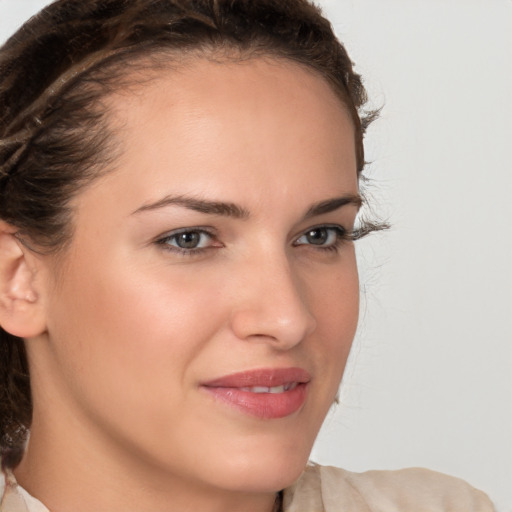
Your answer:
[0,221,46,338]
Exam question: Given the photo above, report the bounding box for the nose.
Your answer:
[228,253,317,349]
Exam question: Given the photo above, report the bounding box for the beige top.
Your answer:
[0,463,495,512]
[284,464,495,511]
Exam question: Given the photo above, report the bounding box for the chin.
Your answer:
[250,461,308,492]
[201,408,328,493]
[207,437,313,493]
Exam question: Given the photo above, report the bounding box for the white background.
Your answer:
[1,0,511,510]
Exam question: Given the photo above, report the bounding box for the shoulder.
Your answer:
[0,464,49,512]
[283,464,495,512]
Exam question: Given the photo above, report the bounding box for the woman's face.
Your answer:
[32,58,360,494]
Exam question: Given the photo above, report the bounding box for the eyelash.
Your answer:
[155,227,218,256]
[155,224,356,257]
[292,225,351,253]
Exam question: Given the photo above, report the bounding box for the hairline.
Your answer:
[16,46,361,258]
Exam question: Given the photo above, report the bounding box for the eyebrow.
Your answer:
[132,193,362,219]
[303,194,362,219]
[133,195,250,219]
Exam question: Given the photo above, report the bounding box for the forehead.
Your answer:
[88,57,358,211]
[110,56,355,155]
[107,55,353,135]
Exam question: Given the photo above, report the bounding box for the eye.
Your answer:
[294,225,347,250]
[156,228,218,253]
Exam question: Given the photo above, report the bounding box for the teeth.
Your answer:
[240,383,298,393]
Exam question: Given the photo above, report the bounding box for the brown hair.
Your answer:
[0,0,381,454]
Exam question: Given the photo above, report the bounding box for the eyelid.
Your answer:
[154,226,221,253]
[293,224,348,242]
[292,224,354,254]
[153,222,358,258]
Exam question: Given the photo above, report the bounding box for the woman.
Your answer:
[0,1,495,511]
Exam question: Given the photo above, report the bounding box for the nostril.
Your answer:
[229,300,316,349]
[228,257,317,347]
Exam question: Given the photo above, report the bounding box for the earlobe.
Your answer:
[0,221,46,338]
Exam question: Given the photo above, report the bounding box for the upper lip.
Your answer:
[202,367,311,388]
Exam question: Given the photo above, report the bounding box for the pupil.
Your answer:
[177,232,200,248]
[307,229,327,245]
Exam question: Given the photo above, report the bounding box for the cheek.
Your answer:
[308,253,359,386]
[45,254,226,418]
[312,252,359,335]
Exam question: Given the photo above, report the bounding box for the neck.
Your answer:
[15,417,279,512]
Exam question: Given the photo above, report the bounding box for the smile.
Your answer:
[240,382,298,393]
[202,368,310,419]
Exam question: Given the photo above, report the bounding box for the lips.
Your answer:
[201,367,310,419]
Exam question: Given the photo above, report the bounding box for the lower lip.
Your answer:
[202,383,308,419]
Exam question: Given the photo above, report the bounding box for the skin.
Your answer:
[8,57,360,512]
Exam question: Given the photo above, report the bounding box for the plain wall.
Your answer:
[311,1,512,511]
[1,0,510,509]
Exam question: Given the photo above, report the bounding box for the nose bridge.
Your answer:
[229,247,317,348]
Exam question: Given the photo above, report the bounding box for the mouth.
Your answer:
[239,382,299,394]
[201,367,310,419]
